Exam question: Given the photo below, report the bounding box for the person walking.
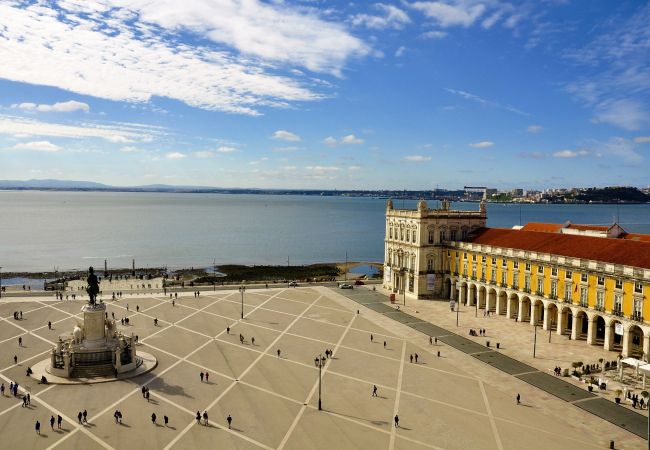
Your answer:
[114,410,120,424]
[429,336,432,345]
[57,415,62,429]
[50,415,55,430]
[27,393,30,405]
[48,321,52,330]
[22,395,27,407]
[142,386,147,398]
[0,383,4,396]
[35,420,40,435]
[227,414,232,429]
[151,413,157,425]
[370,334,373,343]
[172,300,175,307]
[18,337,22,347]
[251,337,255,346]
[200,371,204,383]
[414,353,419,363]
[516,393,521,405]
[196,411,201,424]
[164,415,169,426]
[83,409,88,423]
[77,411,83,423]
[372,385,378,397]
[383,341,387,349]
[394,414,399,427]
[205,372,209,383]
[409,354,413,363]
[203,411,208,426]
[226,326,230,334]
[277,349,281,357]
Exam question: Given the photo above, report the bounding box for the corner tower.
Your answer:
[383,199,487,300]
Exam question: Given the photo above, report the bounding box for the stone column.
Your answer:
[542,304,550,331]
[450,283,456,301]
[518,298,524,322]
[556,309,563,335]
[506,296,513,319]
[644,335,650,362]
[587,317,596,345]
[495,294,502,316]
[459,286,466,306]
[604,324,613,351]
[530,303,538,326]
[571,313,579,340]
[622,327,631,357]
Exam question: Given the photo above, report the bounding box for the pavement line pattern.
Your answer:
[162,293,324,450]
[479,380,504,450]
[388,339,407,450]
[276,311,359,450]
[335,287,649,440]
[46,292,242,450]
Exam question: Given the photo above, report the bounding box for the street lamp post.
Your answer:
[533,323,538,358]
[213,259,216,292]
[456,292,459,327]
[0,266,3,299]
[239,286,246,319]
[549,320,553,343]
[314,354,326,410]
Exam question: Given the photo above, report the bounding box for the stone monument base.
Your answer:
[30,351,157,385]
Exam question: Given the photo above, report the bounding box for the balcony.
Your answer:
[523,287,531,294]
[594,305,605,312]
[613,310,624,317]
[535,290,544,296]
[549,294,557,300]
[632,312,644,322]
[480,277,486,283]
[579,301,588,308]
[500,282,508,288]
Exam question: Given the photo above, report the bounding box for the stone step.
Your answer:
[70,363,114,378]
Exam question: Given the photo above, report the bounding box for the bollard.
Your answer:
[496,343,500,349]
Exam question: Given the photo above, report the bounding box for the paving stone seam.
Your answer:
[387,340,407,450]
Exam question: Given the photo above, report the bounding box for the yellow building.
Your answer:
[385,202,650,358]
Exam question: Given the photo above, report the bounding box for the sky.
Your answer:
[0,0,649,190]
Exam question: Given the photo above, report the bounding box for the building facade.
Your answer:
[383,199,486,299]
[383,201,650,358]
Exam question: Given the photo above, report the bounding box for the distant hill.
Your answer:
[0,179,110,189]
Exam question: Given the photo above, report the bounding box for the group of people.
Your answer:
[199,371,210,383]
[629,392,646,409]
[193,291,201,297]
[409,353,420,363]
[142,386,151,401]
[324,349,334,359]
[469,328,486,337]
[76,410,89,424]
[3,381,20,397]
[552,366,563,376]
[111,292,124,300]
[12,311,23,320]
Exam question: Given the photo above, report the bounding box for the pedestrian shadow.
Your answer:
[119,422,131,428]
[38,433,48,438]
[230,427,243,432]
[166,426,177,430]
[397,425,412,431]
[322,409,389,427]
[83,422,97,427]
[519,404,534,408]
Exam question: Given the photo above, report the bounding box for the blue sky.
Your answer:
[0,0,649,190]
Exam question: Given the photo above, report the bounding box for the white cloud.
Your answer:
[305,165,340,174]
[272,130,301,142]
[0,115,156,143]
[469,141,494,149]
[323,136,338,147]
[597,137,642,163]
[249,157,269,165]
[0,2,369,116]
[194,151,215,158]
[272,146,300,152]
[395,46,407,57]
[592,99,650,131]
[527,125,543,134]
[341,134,364,145]
[635,136,650,144]
[552,149,590,158]
[12,100,90,113]
[119,146,142,153]
[166,152,186,160]
[12,140,61,152]
[352,3,410,30]
[411,1,486,28]
[419,30,447,39]
[446,88,529,116]
[348,165,362,171]
[216,146,238,153]
[403,155,431,162]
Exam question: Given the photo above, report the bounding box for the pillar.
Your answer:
[530,303,538,326]
[496,294,502,316]
[506,296,513,319]
[604,323,613,351]
[587,317,596,345]
[459,286,465,305]
[556,308,564,335]
[542,305,550,330]
[622,327,631,357]
[518,298,524,322]
[643,335,650,362]
[571,313,579,340]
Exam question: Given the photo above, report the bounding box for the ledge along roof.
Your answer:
[467,227,650,270]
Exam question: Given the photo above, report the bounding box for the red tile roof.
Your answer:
[622,233,650,243]
[468,228,650,269]
[567,224,610,231]
[520,222,563,232]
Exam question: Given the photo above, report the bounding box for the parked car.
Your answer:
[354,280,365,285]
[289,281,298,287]
[340,284,353,289]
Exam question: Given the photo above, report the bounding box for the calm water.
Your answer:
[1,191,649,272]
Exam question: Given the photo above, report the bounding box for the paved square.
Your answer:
[0,287,644,449]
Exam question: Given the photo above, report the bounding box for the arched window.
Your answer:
[411,256,416,269]
[427,259,434,271]
[406,229,410,242]
[412,228,417,243]
[389,227,393,239]
[428,230,433,244]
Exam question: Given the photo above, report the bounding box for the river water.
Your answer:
[1,191,649,272]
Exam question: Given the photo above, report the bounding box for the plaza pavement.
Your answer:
[0,286,645,449]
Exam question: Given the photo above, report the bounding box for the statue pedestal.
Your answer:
[82,303,106,348]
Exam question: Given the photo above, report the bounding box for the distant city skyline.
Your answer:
[0,1,649,189]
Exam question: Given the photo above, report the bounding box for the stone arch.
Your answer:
[519,295,531,323]
[443,277,452,299]
[478,285,487,309]
[457,281,468,306]
[595,315,606,342]
[487,288,497,313]
[545,302,558,331]
[575,310,588,340]
[627,324,644,358]
[606,318,623,352]
[467,283,477,306]
[497,290,507,315]
[507,292,519,320]
[558,305,573,336]
[530,298,544,326]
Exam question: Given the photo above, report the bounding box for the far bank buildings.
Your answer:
[383,199,650,358]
